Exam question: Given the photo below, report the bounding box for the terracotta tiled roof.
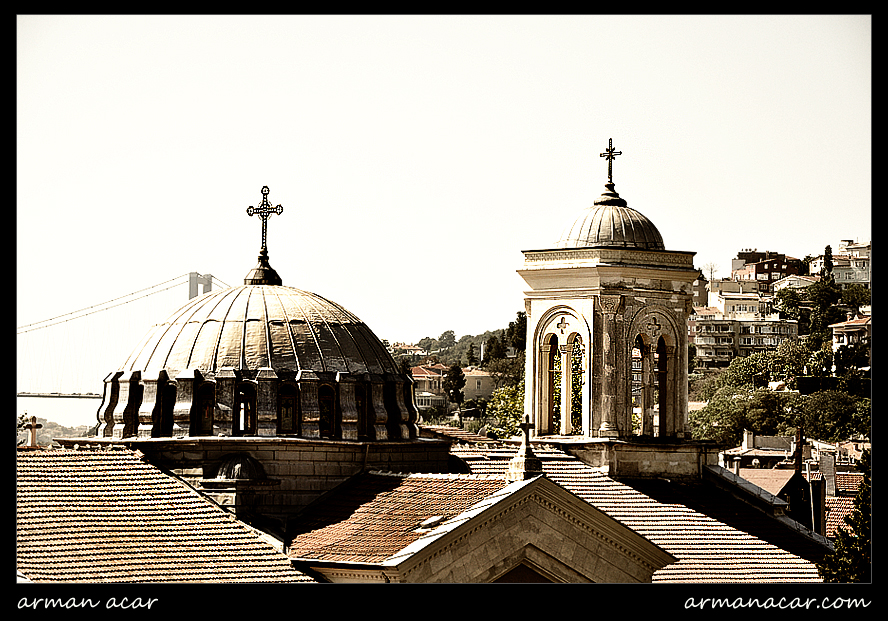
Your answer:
[16,447,314,583]
[805,471,864,496]
[825,497,857,539]
[451,444,822,583]
[288,472,509,564]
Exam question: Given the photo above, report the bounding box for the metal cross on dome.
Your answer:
[599,138,622,184]
[246,186,284,250]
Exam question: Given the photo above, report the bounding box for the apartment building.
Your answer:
[690,293,798,368]
[731,250,801,295]
[808,240,871,290]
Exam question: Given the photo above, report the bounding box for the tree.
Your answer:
[505,311,527,351]
[465,342,478,366]
[442,363,466,415]
[792,390,868,442]
[774,287,803,321]
[486,351,524,389]
[821,245,834,277]
[417,336,438,353]
[485,380,525,439]
[481,334,506,366]
[689,386,796,445]
[701,261,719,281]
[841,284,870,316]
[438,330,457,350]
[817,449,871,582]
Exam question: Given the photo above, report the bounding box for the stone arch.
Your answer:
[192,379,216,437]
[318,382,338,439]
[278,382,299,435]
[233,381,258,436]
[626,306,683,438]
[531,306,591,436]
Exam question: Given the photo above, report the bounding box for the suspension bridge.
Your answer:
[17,272,229,399]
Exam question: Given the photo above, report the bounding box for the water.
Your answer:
[16,395,102,429]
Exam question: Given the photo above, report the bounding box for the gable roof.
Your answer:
[450,443,823,583]
[16,447,314,583]
[287,470,676,583]
[288,472,510,565]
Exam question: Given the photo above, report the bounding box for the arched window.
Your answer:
[355,382,369,440]
[568,336,585,434]
[234,384,257,436]
[279,384,299,435]
[655,336,668,437]
[631,335,645,436]
[546,333,559,435]
[318,384,337,439]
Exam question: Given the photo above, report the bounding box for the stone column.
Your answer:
[662,345,676,437]
[538,339,554,435]
[296,370,321,438]
[337,372,360,441]
[96,371,122,437]
[598,295,621,438]
[642,346,655,437]
[255,367,278,436]
[559,343,573,435]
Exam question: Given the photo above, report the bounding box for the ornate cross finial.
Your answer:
[246,186,284,250]
[599,138,622,184]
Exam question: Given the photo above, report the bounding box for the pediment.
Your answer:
[383,476,676,583]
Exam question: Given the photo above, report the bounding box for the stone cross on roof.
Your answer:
[599,138,622,184]
[246,186,284,250]
[507,415,544,482]
[24,415,42,448]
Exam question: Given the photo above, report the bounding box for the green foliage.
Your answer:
[442,363,466,408]
[817,450,871,582]
[438,330,457,350]
[791,390,869,442]
[689,386,797,445]
[465,342,478,366]
[486,351,525,389]
[841,283,870,314]
[505,311,527,351]
[485,380,525,439]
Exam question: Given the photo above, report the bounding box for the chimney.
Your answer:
[821,452,837,497]
[742,429,754,451]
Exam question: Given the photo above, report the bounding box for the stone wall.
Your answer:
[57,436,452,522]
[560,439,721,480]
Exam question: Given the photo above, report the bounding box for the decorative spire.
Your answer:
[244,186,283,286]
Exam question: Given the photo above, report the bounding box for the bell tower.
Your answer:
[518,141,715,479]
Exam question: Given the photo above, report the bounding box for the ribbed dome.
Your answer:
[119,284,399,379]
[556,182,665,250]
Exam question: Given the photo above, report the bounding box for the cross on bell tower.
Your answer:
[599,138,622,184]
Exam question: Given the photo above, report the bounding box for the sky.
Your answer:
[17,15,871,393]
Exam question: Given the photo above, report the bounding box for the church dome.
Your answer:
[119,284,398,378]
[96,186,417,442]
[556,182,665,251]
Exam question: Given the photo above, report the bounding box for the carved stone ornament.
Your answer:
[599,295,622,314]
